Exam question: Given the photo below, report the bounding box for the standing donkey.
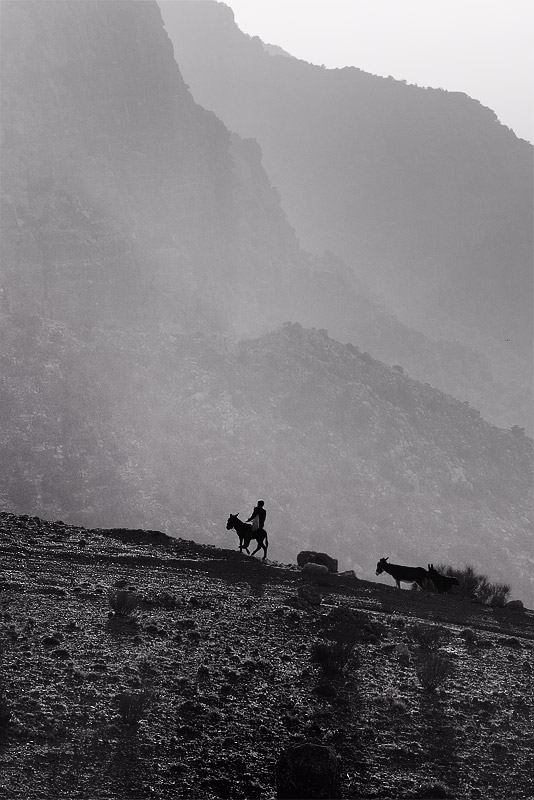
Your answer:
[376,557,428,590]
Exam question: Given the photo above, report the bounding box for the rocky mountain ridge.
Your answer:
[1,0,530,430]
[162,0,533,427]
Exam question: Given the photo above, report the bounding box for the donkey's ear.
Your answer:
[385,556,389,561]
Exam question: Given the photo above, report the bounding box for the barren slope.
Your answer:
[1,513,532,799]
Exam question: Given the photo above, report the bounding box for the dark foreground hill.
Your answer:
[0,513,533,799]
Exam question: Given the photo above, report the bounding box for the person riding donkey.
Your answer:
[246,500,266,532]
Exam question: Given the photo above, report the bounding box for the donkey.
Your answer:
[226,514,268,560]
[376,557,428,590]
[427,564,459,594]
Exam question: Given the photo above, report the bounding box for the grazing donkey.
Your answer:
[427,564,459,594]
[375,557,428,590]
[226,514,268,560]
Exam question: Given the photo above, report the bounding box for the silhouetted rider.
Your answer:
[246,500,266,531]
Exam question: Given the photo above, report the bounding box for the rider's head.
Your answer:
[257,500,264,506]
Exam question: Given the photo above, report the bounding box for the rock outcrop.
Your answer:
[297,551,338,573]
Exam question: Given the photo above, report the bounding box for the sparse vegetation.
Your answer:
[108,590,141,617]
[460,628,477,650]
[115,691,152,727]
[311,640,356,678]
[0,688,11,731]
[415,653,455,692]
[407,623,451,651]
[435,564,512,606]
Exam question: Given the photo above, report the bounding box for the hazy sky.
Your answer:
[223,0,533,143]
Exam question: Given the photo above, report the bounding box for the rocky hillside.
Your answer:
[0,513,533,799]
[162,0,533,425]
[0,0,304,335]
[1,317,532,604]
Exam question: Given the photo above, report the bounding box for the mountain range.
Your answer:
[0,0,532,603]
[162,0,534,431]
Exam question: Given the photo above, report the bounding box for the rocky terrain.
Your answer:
[0,512,533,799]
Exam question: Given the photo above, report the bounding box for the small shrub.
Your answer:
[0,690,11,730]
[415,653,455,692]
[407,623,450,652]
[108,590,141,617]
[136,656,158,685]
[460,628,477,649]
[115,690,152,726]
[311,640,356,677]
[434,564,511,606]
[414,781,452,798]
[487,582,511,607]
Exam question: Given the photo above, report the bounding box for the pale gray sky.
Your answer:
[222,0,533,143]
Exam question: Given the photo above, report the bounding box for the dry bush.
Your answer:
[407,623,451,652]
[0,689,11,731]
[108,589,141,617]
[459,628,477,649]
[115,691,152,726]
[311,640,357,678]
[415,653,455,692]
[435,564,511,606]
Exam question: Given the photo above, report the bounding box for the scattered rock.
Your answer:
[301,563,330,577]
[42,635,62,648]
[498,637,521,649]
[413,781,452,798]
[297,551,338,573]
[395,643,411,665]
[505,600,525,612]
[276,741,341,799]
[297,585,322,607]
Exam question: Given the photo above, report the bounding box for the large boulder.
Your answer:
[276,742,341,799]
[297,551,338,573]
[301,562,329,577]
[504,600,525,612]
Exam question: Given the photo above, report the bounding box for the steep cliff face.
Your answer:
[0,0,302,333]
[162,1,533,366]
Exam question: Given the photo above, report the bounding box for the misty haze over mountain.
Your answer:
[0,1,532,603]
[162,0,534,433]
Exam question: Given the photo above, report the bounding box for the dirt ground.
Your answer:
[0,512,533,799]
